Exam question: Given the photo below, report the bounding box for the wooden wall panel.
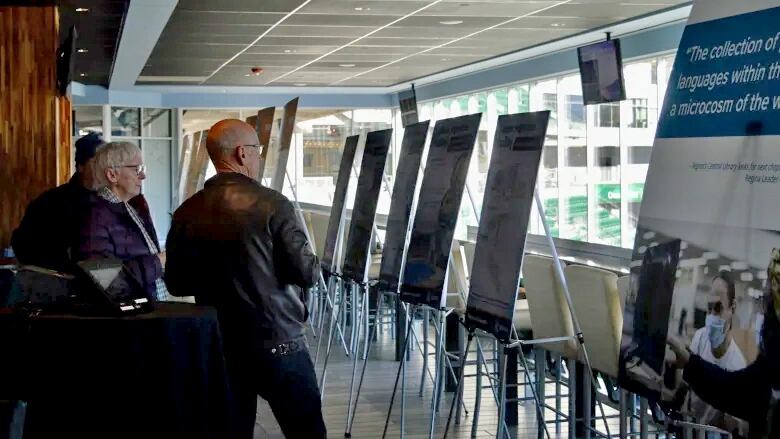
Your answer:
[57,95,72,184]
[0,6,65,249]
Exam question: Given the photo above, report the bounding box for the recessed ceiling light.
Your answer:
[441,58,450,61]
[439,20,463,25]
[354,7,370,11]
[284,49,294,53]
[79,73,86,77]
[551,23,564,27]
[75,7,89,12]
[77,48,88,53]
[339,63,356,67]
[294,83,307,86]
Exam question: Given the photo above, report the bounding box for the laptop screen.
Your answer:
[78,259,147,306]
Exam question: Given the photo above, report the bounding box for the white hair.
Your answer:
[93,141,141,187]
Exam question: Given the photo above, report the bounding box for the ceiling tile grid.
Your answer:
[137,0,689,87]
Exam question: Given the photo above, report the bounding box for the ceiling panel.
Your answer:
[164,34,258,45]
[137,0,689,87]
[233,53,323,67]
[251,36,357,47]
[175,0,307,13]
[393,15,510,28]
[532,3,673,19]
[354,37,447,47]
[142,59,225,77]
[312,53,414,63]
[298,0,430,16]
[416,1,560,17]
[371,25,482,39]
[498,15,617,30]
[307,61,389,70]
[169,11,285,26]
[244,45,341,55]
[284,13,402,27]
[163,23,273,36]
[335,45,424,56]
[270,25,377,38]
[150,43,246,59]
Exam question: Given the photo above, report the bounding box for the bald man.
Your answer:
[165,119,324,438]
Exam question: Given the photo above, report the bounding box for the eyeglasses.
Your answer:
[240,144,263,151]
[707,301,724,314]
[117,164,146,175]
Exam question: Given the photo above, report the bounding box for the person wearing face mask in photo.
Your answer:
[686,271,747,435]
[667,251,780,439]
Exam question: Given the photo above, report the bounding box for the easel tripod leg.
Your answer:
[344,293,386,437]
[444,332,473,438]
[382,305,416,439]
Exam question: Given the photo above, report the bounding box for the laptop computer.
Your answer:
[76,258,153,316]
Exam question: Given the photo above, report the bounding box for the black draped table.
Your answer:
[0,303,234,439]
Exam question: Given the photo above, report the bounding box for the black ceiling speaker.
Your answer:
[56,25,77,96]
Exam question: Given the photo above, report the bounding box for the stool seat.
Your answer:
[513,299,532,331]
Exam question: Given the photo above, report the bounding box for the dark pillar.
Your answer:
[505,346,519,426]
[575,363,596,438]
[444,312,463,391]
[394,297,407,361]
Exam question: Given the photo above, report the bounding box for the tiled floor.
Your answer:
[253,320,623,439]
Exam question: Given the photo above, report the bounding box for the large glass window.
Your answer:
[111,107,140,137]
[73,106,102,136]
[416,51,675,249]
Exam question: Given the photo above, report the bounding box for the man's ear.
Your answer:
[235,144,247,166]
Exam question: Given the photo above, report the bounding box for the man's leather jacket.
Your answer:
[165,172,319,348]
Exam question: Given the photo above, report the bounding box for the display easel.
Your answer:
[442,189,613,439]
[346,115,480,439]
[313,135,362,380]
[343,173,426,438]
[341,146,449,438]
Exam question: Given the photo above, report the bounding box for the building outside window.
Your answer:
[629,98,649,128]
[596,102,620,128]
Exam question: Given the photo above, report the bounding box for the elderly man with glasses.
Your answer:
[75,141,168,302]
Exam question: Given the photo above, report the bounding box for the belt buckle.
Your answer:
[271,341,296,356]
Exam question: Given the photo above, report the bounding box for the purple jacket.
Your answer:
[75,194,162,300]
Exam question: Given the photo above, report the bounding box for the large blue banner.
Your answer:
[658,6,780,138]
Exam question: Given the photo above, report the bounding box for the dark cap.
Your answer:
[75,132,103,165]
